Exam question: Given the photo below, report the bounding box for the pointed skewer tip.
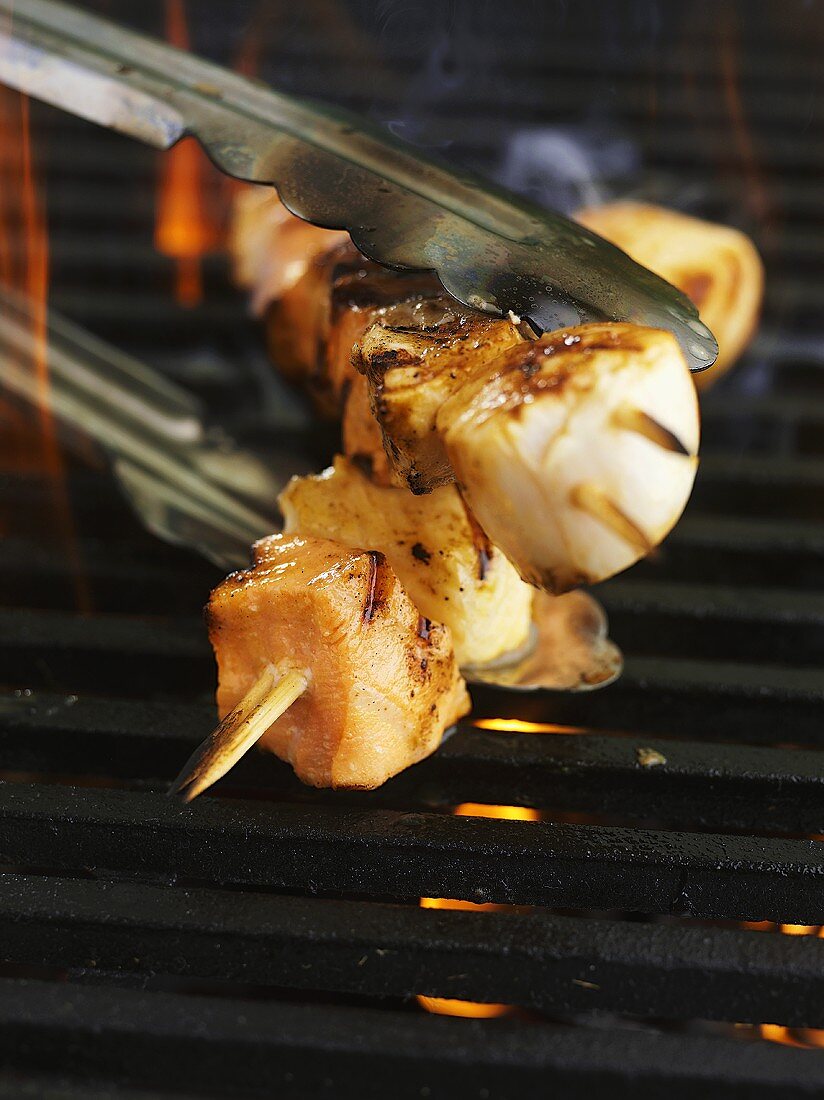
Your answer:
[612,404,692,456]
[569,482,653,554]
[167,666,308,803]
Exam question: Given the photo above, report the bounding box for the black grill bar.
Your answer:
[638,515,824,590]
[1,784,822,922]
[0,608,209,698]
[478,658,824,746]
[2,978,823,1100]
[7,508,824,600]
[9,467,824,586]
[0,536,220,614]
[8,577,824,674]
[601,581,824,666]
[693,455,824,521]
[2,693,823,833]
[703,394,824,458]
[5,612,824,744]
[2,873,824,1028]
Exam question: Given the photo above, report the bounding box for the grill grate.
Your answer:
[1,1,824,1096]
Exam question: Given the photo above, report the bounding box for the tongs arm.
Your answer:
[0,0,718,370]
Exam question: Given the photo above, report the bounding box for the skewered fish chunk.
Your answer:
[268,238,440,417]
[576,202,763,386]
[230,188,518,440]
[185,533,469,794]
[263,238,354,414]
[354,297,524,493]
[280,456,534,667]
[231,192,698,593]
[439,323,700,591]
[342,373,395,486]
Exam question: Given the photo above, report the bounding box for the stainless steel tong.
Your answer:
[0,0,717,371]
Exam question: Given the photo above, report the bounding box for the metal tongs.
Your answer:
[0,0,717,370]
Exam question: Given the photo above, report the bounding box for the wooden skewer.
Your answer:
[612,403,692,456]
[168,665,309,803]
[569,482,652,554]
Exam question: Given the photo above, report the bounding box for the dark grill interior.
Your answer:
[1,1,824,1096]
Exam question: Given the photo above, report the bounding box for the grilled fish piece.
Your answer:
[207,533,469,789]
[279,456,534,667]
[342,373,396,486]
[230,189,517,454]
[353,297,524,493]
[439,323,699,591]
[230,190,415,416]
[576,202,763,387]
[267,236,440,418]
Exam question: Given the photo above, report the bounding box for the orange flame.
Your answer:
[155,0,221,307]
[0,87,89,607]
[417,803,539,1018]
[473,718,583,734]
[452,803,540,823]
[233,3,266,80]
[717,8,775,239]
[761,1024,824,1050]
[753,922,824,1047]
[0,90,50,469]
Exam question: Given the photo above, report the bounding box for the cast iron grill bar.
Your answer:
[483,658,824,744]
[598,581,824,665]
[2,978,823,1100]
[702,392,824,450]
[1,783,822,922]
[0,536,220,614]
[12,450,824,538]
[1,692,822,833]
[41,289,824,340]
[7,504,824,600]
[4,600,822,742]
[9,569,824,669]
[13,67,824,125]
[636,515,824,590]
[692,454,824,520]
[2,873,824,1027]
[4,607,822,726]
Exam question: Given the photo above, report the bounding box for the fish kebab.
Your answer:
[170,463,621,799]
[168,194,707,800]
[234,190,701,587]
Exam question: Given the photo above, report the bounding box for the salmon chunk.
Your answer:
[207,534,470,789]
[267,239,440,417]
[353,296,523,493]
[229,186,347,317]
